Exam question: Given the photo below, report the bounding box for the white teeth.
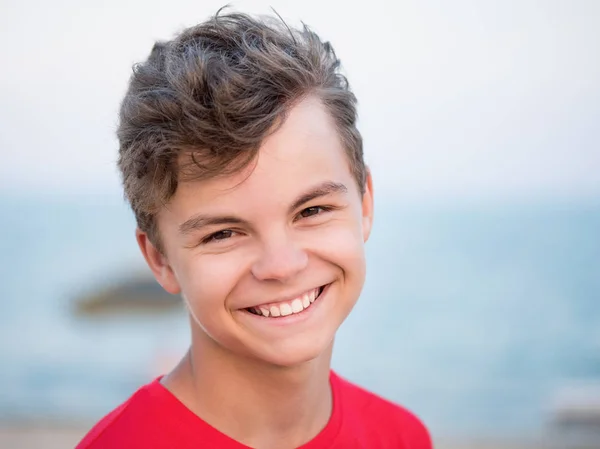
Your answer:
[291,299,303,313]
[250,287,324,318]
[302,294,310,308]
[280,303,292,316]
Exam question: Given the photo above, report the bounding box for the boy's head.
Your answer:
[118,11,374,367]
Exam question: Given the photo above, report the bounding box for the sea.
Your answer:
[1,194,599,439]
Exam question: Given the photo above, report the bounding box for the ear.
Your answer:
[361,169,374,243]
[136,229,181,295]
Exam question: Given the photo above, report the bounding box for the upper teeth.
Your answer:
[252,288,319,318]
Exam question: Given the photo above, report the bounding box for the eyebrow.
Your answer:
[178,181,348,235]
[288,181,348,213]
[179,215,249,235]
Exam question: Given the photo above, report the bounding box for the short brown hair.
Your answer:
[117,9,365,251]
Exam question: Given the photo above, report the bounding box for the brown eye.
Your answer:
[213,230,233,240]
[204,229,234,243]
[300,206,322,218]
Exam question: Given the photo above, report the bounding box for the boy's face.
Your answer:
[139,96,373,367]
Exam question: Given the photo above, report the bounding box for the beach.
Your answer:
[2,198,598,442]
[0,424,544,449]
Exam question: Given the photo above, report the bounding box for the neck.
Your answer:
[162,328,334,449]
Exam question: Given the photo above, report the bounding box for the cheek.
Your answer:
[177,252,247,314]
[306,219,367,279]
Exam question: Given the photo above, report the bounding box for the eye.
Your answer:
[299,206,328,219]
[203,229,235,244]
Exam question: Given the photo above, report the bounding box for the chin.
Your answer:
[250,335,335,368]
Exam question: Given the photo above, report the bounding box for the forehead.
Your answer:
[170,97,356,212]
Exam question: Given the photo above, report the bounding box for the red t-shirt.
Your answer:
[77,371,432,448]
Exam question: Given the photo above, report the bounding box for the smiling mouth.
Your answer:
[245,285,327,318]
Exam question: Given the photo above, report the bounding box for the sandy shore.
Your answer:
[0,424,546,449]
[0,425,84,449]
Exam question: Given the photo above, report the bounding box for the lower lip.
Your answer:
[240,284,331,326]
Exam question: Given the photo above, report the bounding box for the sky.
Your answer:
[1,0,599,201]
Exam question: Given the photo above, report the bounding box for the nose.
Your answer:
[251,232,308,282]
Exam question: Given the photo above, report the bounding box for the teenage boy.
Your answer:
[77,10,431,449]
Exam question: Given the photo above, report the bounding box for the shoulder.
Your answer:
[332,372,432,449]
[76,379,166,449]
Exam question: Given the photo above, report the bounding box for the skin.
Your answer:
[137,95,374,449]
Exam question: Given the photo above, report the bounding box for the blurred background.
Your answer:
[1,0,599,448]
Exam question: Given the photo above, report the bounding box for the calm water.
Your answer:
[1,195,599,438]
